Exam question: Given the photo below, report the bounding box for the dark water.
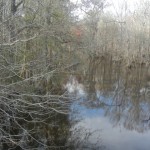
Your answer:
[1,57,150,150]
[67,58,150,150]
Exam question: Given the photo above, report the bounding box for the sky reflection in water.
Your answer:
[72,101,150,150]
[67,64,150,150]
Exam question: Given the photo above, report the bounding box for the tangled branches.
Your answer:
[0,83,72,149]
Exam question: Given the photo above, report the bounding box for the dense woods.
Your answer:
[0,0,149,149]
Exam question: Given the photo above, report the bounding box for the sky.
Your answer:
[70,0,142,19]
[70,0,140,8]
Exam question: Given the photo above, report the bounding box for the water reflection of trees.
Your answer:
[68,126,106,150]
[0,71,106,150]
[85,57,150,132]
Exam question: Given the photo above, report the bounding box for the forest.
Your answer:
[0,0,150,149]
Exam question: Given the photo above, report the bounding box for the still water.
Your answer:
[66,58,150,150]
[1,58,150,150]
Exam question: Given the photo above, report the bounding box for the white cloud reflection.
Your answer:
[74,116,150,150]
